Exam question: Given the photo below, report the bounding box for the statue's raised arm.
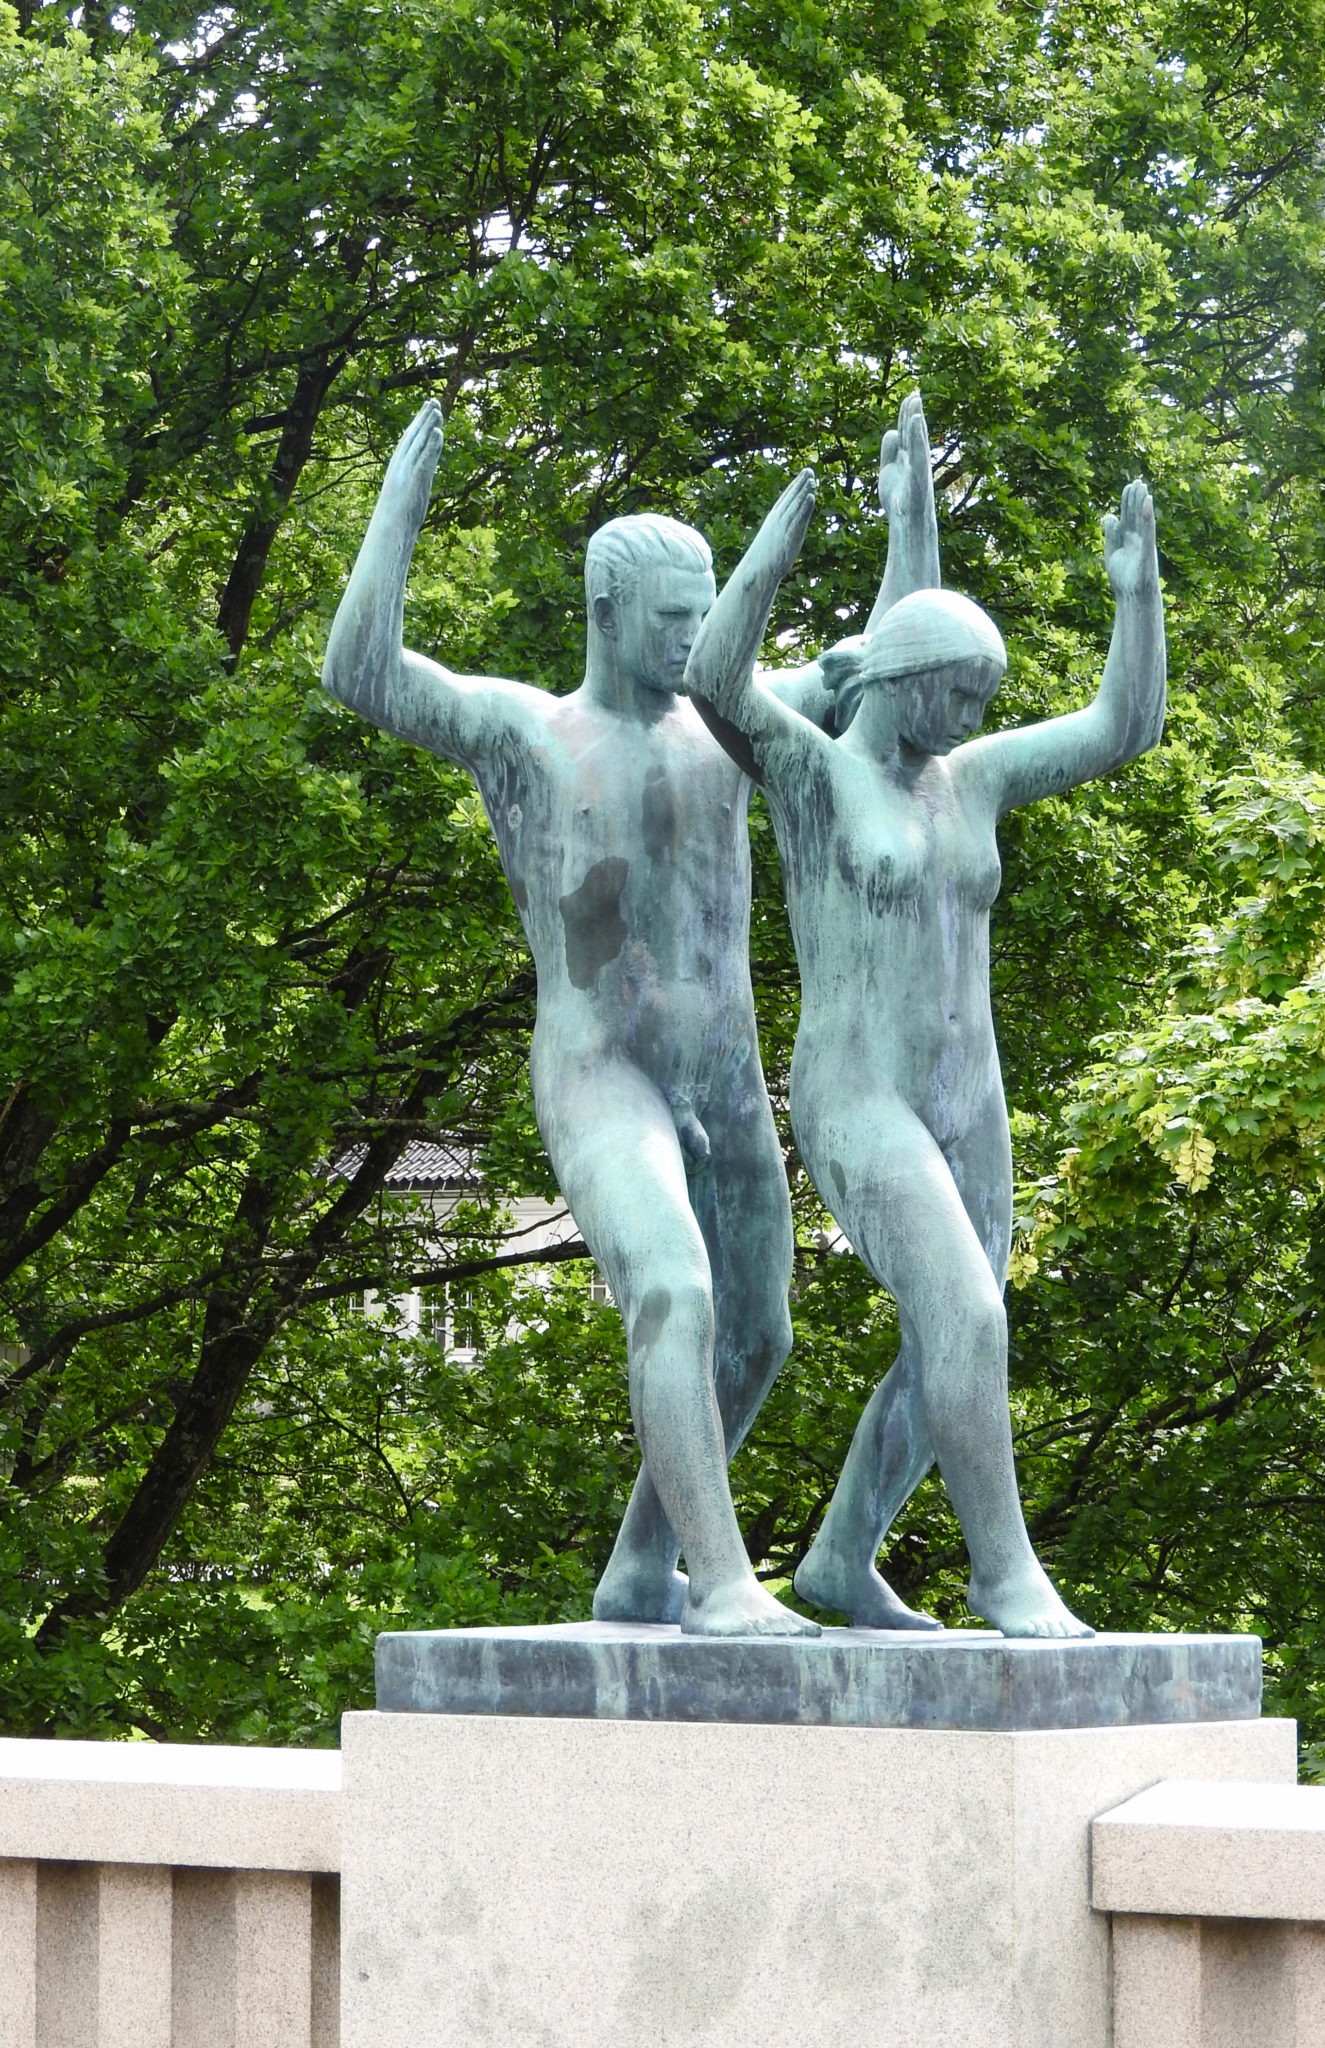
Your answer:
[960,478,1167,816]
[322,400,536,768]
[759,390,943,734]
[866,388,942,630]
[684,467,828,776]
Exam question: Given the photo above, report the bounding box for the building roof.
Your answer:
[334,1138,482,1192]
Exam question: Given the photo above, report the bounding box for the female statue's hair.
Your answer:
[817,591,1007,732]
[863,589,1007,683]
[585,514,712,611]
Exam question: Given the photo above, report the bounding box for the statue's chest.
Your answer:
[833,786,1001,918]
[479,721,743,918]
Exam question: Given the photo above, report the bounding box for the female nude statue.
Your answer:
[687,403,1166,1636]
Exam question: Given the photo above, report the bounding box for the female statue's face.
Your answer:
[893,657,1003,756]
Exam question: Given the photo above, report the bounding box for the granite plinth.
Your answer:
[374,1621,1260,1730]
[341,1710,1294,2048]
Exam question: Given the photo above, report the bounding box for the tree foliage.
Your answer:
[2,0,1325,1742]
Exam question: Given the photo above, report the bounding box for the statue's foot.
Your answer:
[592,1563,687,1626]
[968,1563,1093,1639]
[682,1576,821,1638]
[793,1548,941,1631]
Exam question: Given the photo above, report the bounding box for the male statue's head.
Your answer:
[585,514,716,698]
[847,590,1007,754]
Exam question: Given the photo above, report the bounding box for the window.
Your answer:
[589,1269,613,1307]
[420,1287,482,1361]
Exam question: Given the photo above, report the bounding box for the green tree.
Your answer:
[2,0,1324,1741]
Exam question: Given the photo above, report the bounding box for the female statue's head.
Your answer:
[826,590,1007,753]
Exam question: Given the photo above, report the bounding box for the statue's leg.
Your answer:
[693,1059,793,1458]
[594,1471,686,1623]
[944,1081,1013,1289]
[544,1059,817,1639]
[797,1082,1016,1620]
[794,1093,1090,1638]
[793,1325,940,1628]
[595,1059,793,1621]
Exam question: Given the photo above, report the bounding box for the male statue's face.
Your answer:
[595,564,717,695]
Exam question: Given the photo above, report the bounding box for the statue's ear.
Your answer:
[592,592,618,638]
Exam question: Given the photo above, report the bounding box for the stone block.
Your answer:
[35,1861,97,2048]
[1094,1779,1325,1919]
[0,1861,36,2048]
[171,1869,235,2048]
[310,1875,340,2048]
[1111,1916,1325,2048]
[97,1864,172,2048]
[1111,1914,1203,2048]
[375,1621,1263,1729]
[0,1739,339,1873]
[340,1707,1293,2048]
[234,1871,312,2048]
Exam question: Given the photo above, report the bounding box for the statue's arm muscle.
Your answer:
[686,470,830,780]
[329,637,537,773]
[962,481,1166,816]
[758,661,834,728]
[321,401,544,767]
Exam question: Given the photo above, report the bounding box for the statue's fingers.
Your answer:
[906,401,932,468]
[768,467,815,539]
[399,409,432,462]
[411,400,444,459]
[879,428,900,474]
[1102,513,1121,549]
[787,471,817,542]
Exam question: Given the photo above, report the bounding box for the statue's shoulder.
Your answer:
[469,672,562,744]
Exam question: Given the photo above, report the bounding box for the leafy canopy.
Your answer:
[2,0,1324,1742]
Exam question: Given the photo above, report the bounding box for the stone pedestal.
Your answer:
[375,1621,1263,1730]
[339,1706,1293,2048]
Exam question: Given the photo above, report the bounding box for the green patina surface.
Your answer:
[686,397,1166,1637]
[325,391,1164,1642]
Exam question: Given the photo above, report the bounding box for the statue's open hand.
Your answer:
[378,398,444,541]
[878,389,935,529]
[1104,479,1159,599]
[688,469,815,696]
[742,467,817,593]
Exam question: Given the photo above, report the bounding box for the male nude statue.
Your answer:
[323,399,947,1634]
[325,404,786,1633]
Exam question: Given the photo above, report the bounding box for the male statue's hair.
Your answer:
[584,513,712,612]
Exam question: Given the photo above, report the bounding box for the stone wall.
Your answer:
[1094,1778,1325,2048]
[0,1738,339,2048]
[4,1725,1325,2045]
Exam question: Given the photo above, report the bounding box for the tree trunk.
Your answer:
[217,356,342,664]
